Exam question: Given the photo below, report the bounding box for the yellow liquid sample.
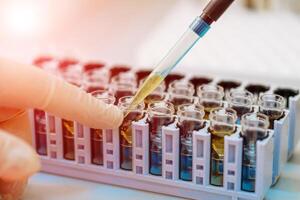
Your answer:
[210,125,235,186]
[124,74,164,117]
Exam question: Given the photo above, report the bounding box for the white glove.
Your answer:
[0,58,124,199]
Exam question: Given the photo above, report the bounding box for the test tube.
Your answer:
[148,101,175,176]
[118,96,145,170]
[111,74,136,104]
[227,90,254,124]
[168,80,195,110]
[189,76,213,93]
[258,94,285,129]
[62,72,83,161]
[245,84,270,103]
[34,109,47,155]
[209,107,237,186]
[109,65,131,81]
[198,85,224,119]
[83,62,109,93]
[33,57,56,156]
[274,88,299,108]
[164,73,185,90]
[241,113,269,192]
[139,78,166,108]
[217,80,241,99]
[177,104,205,181]
[136,70,152,84]
[90,90,116,165]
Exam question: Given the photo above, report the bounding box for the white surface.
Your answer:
[136,1,300,86]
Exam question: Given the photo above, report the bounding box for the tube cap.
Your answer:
[201,0,234,24]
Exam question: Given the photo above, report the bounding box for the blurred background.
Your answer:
[0,0,300,85]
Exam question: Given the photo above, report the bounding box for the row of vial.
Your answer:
[32,57,290,193]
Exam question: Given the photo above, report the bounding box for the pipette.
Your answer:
[125,0,235,116]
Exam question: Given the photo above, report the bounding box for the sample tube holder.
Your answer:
[27,63,299,200]
[29,110,278,200]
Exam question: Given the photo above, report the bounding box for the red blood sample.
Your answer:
[34,109,47,155]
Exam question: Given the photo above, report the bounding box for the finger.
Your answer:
[0,107,21,122]
[0,178,27,200]
[0,58,123,129]
[0,129,40,181]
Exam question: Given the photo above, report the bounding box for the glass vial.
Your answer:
[168,80,195,110]
[90,90,116,165]
[111,74,136,104]
[148,101,175,176]
[34,109,47,155]
[209,107,237,186]
[82,62,109,93]
[258,94,285,129]
[139,78,166,108]
[62,76,82,161]
[118,96,145,170]
[62,118,75,160]
[227,90,253,124]
[198,85,224,119]
[177,104,205,181]
[241,113,269,192]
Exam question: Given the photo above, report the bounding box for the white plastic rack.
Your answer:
[29,59,299,200]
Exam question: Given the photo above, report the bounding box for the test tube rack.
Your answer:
[28,99,294,200]
[29,59,300,200]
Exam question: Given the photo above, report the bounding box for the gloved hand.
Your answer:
[0,58,123,199]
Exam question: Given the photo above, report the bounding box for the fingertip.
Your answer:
[0,132,41,181]
[86,99,124,129]
[110,105,124,128]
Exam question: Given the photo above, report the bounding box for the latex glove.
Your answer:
[0,58,123,199]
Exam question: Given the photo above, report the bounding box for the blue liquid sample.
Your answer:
[148,114,174,176]
[210,157,224,186]
[120,145,132,170]
[178,120,203,181]
[241,141,256,192]
[180,154,192,181]
[242,164,256,192]
[150,150,162,175]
